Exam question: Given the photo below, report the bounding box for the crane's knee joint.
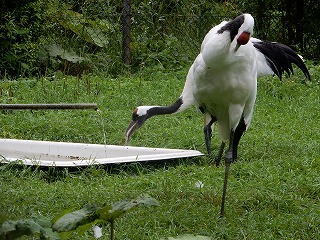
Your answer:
[225,151,233,164]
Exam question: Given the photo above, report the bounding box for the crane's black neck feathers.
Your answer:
[148,97,183,117]
[218,14,245,42]
[253,40,311,80]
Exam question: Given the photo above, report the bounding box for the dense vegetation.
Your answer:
[0,0,319,78]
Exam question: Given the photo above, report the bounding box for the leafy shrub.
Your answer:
[0,195,159,240]
[0,0,46,78]
[1,0,319,78]
[130,0,240,71]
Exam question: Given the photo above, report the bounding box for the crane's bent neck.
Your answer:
[148,98,183,117]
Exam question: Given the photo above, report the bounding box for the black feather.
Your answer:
[253,40,311,80]
[148,97,183,116]
[218,15,245,42]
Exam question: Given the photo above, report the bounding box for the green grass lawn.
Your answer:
[0,65,319,239]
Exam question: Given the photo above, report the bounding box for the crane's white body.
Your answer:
[178,14,257,141]
[191,47,257,141]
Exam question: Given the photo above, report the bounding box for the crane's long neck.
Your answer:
[148,98,183,117]
[144,64,196,118]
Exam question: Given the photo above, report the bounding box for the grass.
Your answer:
[0,65,319,239]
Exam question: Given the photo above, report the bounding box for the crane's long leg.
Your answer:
[220,130,235,218]
[204,116,247,217]
[203,115,216,157]
[203,114,226,166]
[219,118,247,217]
[216,141,226,167]
[233,118,247,160]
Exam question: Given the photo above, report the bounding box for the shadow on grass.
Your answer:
[0,156,209,183]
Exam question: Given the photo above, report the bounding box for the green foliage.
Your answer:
[39,44,91,76]
[1,0,320,78]
[0,1,46,78]
[238,0,320,59]
[44,44,85,64]
[130,0,240,70]
[98,195,160,223]
[0,195,159,239]
[56,10,110,48]
[0,217,60,240]
[43,0,122,76]
[52,204,98,233]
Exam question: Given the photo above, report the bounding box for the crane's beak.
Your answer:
[235,43,241,52]
[125,114,149,145]
[235,31,251,52]
[125,120,140,145]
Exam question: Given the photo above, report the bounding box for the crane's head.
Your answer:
[125,98,183,144]
[235,14,254,51]
[125,106,154,144]
[218,13,254,51]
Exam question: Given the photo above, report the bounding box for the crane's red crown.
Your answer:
[237,31,250,45]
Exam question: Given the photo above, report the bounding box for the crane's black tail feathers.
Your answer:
[253,40,311,80]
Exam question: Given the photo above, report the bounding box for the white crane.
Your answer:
[125,13,310,217]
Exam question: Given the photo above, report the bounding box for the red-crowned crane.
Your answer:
[125,14,310,217]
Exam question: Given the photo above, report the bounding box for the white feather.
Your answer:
[179,14,257,141]
[250,37,275,77]
[136,106,157,116]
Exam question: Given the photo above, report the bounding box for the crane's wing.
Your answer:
[251,38,310,80]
